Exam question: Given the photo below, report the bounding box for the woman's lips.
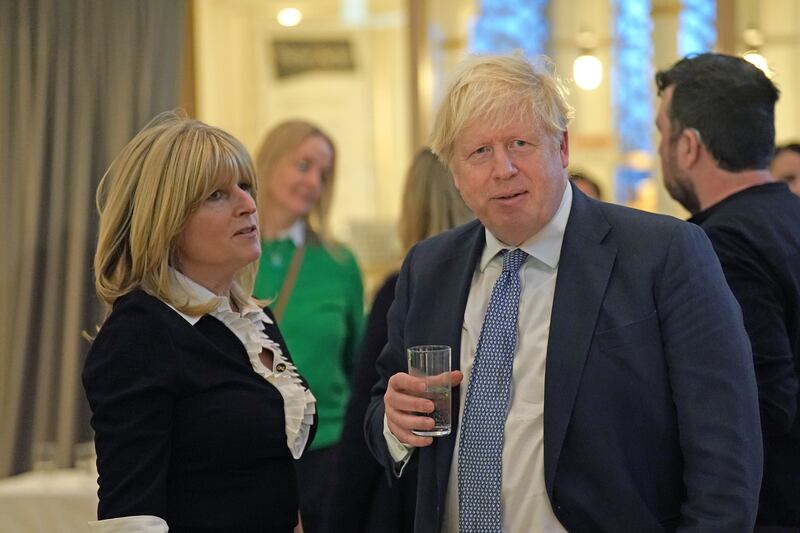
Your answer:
[234,225,257,236]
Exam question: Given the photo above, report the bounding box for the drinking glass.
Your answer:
[407,345,452,437]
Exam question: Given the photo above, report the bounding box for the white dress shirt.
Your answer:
[386,184,572,532]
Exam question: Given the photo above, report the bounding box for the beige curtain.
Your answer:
[0,0,187,476]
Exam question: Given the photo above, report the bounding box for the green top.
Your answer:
[254,238,364,450]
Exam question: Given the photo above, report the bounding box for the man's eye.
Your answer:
[511,140,528,148]
[297,160,310,172]
[473,146,490,156]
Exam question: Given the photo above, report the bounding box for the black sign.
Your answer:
[272,40,355,78]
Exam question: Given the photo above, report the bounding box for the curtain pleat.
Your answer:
[0,0,186,477]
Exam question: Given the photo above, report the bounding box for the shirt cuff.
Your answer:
[88,515,168,532]
[383,413,415,476]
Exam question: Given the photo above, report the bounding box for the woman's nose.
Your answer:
[237,187,257,214]
[306,169,323,189]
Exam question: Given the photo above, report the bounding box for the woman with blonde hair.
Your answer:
[326,148,473,533]
[83,111,316,533]
[253,120,364,533]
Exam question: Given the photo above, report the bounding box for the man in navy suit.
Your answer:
[656,53,800,530]
[365,53,763,532]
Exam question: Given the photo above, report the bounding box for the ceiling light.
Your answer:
[277,7,302,27]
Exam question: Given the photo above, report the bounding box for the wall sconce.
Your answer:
[742,27,771,76]
[573,30,603,91]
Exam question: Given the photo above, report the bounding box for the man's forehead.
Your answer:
[457,112,540,143]
[658,85,675,111]
[656,88,673,125]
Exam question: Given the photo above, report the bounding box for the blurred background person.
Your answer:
[568,170,604,200]
[326,148,473,533]
[83,111,316,533]
[772,143,800,196]
[253,120,364,533]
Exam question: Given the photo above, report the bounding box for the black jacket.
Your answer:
[83,289,316,532]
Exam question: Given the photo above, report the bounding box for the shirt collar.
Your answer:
[275,219,306,247]
[687,181,787,226]
[480,183,572,271]
[166,268,268,325]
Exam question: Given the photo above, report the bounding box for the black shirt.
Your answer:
[690,181,800,525]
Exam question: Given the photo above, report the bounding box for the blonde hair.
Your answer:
[430,53,574,166]
[399,148,474,252]
[254,120,336,244]
[94,110,260,315]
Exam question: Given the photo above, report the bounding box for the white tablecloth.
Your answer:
[0,469,98,532]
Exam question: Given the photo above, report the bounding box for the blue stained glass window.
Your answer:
[678,0,716,57]
[469,0,549,56]
[611,0,654,202]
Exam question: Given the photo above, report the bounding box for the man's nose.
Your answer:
[493,149,517,179]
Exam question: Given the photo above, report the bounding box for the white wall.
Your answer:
[193,0,800,245]
[750,0,800,144]
[193,0,410,247]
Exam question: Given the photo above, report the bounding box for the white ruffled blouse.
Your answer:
[89,271,315,532]
[167,270,316,459]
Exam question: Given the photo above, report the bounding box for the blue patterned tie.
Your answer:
[458,248,527,532]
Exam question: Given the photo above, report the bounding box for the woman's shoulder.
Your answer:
[92,289,182,351]
[107,289,178,324]
[85,290,182,385]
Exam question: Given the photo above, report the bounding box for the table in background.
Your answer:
[0,468,98,532]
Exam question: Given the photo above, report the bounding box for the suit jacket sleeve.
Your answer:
[82,299,176,520]
[364,247,417,482]
[658,223,763,531]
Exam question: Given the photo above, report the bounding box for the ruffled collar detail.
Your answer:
[165,269,316,458]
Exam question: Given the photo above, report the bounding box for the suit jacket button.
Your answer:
[275,363,286,373]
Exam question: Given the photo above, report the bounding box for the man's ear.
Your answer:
[677,127,702,169]
[560,130,570,168]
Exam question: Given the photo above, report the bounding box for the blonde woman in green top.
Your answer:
[253,120,364,533]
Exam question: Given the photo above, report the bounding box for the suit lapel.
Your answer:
[432,221,486,376]
[430,221,485,517]
[543,189,616,494]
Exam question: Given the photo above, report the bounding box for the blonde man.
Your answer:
[84,111,315,533]
[365,54,762,532]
